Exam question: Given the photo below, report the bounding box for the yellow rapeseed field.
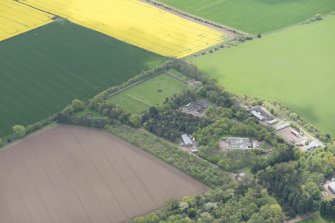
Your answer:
[20,0,224,57]
[0,0,53,41]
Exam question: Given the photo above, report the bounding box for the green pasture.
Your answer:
[298,213,335,223]
[0,20,162,136]
[107,70,187,113]
[193,16,335,135]
[159,0,335,34]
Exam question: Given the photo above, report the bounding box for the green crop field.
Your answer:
[0,20,162,137]
[159,0,335,34]
[193,16,335,135]
[107,70,187,113]
[298,213,335,223]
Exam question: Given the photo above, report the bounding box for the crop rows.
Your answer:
[0,0,52,41]
[19,0,224,57]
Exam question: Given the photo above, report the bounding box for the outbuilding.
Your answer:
[181,134,193,147]
[329,181,335,194]
[250,110,266,121]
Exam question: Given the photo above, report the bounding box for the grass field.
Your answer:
[193,16,335,135]
[108,70,187,113]
[0,0,52,41]
[20,0,224,58]
[0,20,162,137]
[0,125,206,223]
[159,0,335,34]
[298,213,335,223]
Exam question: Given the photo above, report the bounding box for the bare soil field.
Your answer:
[0,125,206,223]
[277,127,301,144]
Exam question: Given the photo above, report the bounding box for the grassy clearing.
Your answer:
[0,20,162,136]
[298,213,335,223]
[158,0,335,34]
[107,70,187,113]
[193,16,335,135]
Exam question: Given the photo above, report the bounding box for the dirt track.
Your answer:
[0,125,206,223]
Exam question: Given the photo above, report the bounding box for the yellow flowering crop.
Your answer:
[20,0,224,57]
[0,0,52,41]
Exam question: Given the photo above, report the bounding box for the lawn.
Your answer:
[193,16,335,135]
[107,70,188,113]
[298,213,335,223]
[0,20,162,136]
[158,0,335,34]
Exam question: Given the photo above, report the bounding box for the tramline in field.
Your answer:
[18,0,224,57]
[0,0,52,41]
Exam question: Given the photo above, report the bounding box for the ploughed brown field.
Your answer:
[0,125,206,223]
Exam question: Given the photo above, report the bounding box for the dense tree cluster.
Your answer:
[56,111,109,129]
[142,107,211,142]
[257,146,335,217]
[257,162,315,217]
[132,187,283,223]
[320,199,335,218]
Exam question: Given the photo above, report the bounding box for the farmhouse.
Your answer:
[181,134,194,147]
[329,182,335,194]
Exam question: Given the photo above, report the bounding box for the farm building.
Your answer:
[291,129,300,138]
[275,122,290,131]
[250,110,266,121]
[329,182,335,194]
[181,99,209,116]
[267,119,278,125]
[304,141,321,151]
[181,134,193,147]
[225,137,251,149]
[250,106,276,123]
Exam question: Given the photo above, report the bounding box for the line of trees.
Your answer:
[142,107,211,142]
[131,186,283,223]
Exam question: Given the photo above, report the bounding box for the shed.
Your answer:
[275,122,290,131]
[267,119,278,125]
[328,182,335,194]
[181,134,193,146]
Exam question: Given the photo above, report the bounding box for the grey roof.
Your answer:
[181,134,193,145]
[251,110,265,121]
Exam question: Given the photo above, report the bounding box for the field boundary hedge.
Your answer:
[144,0,247,36]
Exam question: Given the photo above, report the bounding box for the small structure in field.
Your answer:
[225,137,251,149]
[181,134,194,147]
[329,182,335,194]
